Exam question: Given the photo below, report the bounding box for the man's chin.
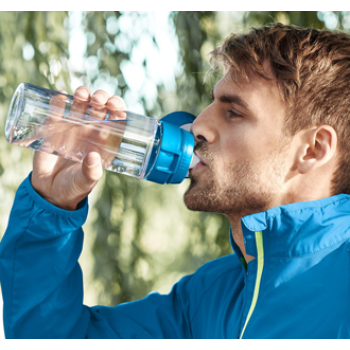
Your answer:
[184,178,242,216]
[183,179,200,211]
[183,178,214,212]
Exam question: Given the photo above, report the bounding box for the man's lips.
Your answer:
[191,161,206,173]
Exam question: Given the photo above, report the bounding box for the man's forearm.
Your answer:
[0,172,89,338]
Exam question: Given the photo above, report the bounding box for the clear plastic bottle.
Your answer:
[5,83,198,184]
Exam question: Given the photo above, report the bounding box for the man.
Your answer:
[1,23,350,338]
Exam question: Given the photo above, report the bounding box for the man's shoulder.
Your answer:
[179,254,243,322]
[196,253,241,274]
[189,253,242,291]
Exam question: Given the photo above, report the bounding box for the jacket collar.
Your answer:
[230,194,350,259]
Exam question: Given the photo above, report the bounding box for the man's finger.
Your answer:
[106,95,127,110]
[79,151,103,188]
[107,96,127,120]
[39,90,69,154]
[70,86,91,121]
[91,90,110,107]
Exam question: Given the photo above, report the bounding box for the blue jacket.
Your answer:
[1,173,350,338]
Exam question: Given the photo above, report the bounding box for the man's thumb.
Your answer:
[81,152,103,184]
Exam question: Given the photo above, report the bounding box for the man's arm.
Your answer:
[0,172,90,338]
[0,173,193,338]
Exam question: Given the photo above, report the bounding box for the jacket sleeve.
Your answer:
[0,172,193,339]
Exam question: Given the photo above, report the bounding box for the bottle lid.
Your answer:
[146,112,196,184]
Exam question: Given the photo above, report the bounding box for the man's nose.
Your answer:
[191,109,217,145]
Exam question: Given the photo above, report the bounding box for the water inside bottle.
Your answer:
[7,115,160,179]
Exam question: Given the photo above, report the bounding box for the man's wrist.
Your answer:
[24,172,89,220]
[30,178,79,211]
[34,190,79,211]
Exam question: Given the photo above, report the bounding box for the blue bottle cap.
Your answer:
[146,112,196,184]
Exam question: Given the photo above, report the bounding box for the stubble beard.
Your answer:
[184,144,287,218]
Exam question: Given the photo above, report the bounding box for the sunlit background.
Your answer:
[0,11,347,338]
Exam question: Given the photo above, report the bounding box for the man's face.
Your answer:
[184,67,292,218]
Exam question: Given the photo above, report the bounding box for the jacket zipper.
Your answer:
[239,231,264,339]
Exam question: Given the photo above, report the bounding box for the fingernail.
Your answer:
[86,153,100,167]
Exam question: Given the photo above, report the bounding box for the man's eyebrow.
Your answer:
[211,87,249,110]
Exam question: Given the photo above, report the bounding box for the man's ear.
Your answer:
[296,125,337,175]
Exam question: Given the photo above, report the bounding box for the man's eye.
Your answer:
[228,110,242,118]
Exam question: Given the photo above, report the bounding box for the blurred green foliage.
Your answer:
[0,12,70,234]
[0,11,347,307]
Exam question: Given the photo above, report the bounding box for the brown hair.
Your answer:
[210,23,350,195]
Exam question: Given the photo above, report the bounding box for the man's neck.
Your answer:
[227,189,333,265]
[229,216,255,264]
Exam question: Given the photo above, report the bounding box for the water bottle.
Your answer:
[5,83,199,184]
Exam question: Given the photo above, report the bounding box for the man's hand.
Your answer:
[31,86,127,211]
